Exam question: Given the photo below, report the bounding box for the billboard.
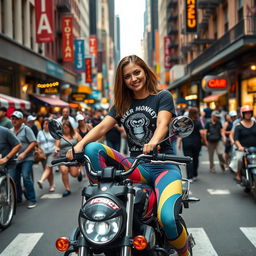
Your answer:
[185,0,197,33]
[62,17,74,62]
[89,35,98,56]
[74,40,85,72]
[35,0,54,42]
[85,58,93,83]
[164,36,172,69]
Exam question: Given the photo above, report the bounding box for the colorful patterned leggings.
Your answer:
[84,142,189,256]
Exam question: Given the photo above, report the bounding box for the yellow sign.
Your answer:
[186,0,197,33]
[37,82,59,88]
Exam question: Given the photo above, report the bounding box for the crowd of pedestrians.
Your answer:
[0,106,125,209]
[1,100,255,208]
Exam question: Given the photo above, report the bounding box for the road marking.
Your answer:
[0,233,43,256]
[207,189,230,195]
[201,161,219,165]
[240,227,256,248]
[40,193,62,199]
[188,228,218,256]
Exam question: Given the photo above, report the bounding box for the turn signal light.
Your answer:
[55,237,70,251]
[133,235,148,250]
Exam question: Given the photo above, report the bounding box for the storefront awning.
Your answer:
[0,93,31,110]
[203,93,226,103]
[29,95,69,107]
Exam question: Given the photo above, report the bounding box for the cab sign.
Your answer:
[202,76,227,92]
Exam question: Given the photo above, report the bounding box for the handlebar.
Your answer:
[51,152,192,180]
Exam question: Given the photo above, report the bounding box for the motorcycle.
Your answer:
[49,116,199,256]
[240,147,256,201]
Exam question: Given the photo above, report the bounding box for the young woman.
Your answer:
[67,55,190,256]
[55,120,82,197]
[37,118,56,192]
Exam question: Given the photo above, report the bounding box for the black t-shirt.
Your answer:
[182,120,203,146]
[108,90,176,156]
[106,126,121,142]
[234,122,256,148]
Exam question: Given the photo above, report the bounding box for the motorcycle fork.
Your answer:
[122,182,135,256]
[78,196,88,256]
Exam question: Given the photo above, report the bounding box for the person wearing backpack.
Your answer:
[203,110,226,173]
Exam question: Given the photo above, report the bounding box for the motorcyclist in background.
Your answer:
[233,105,256,182]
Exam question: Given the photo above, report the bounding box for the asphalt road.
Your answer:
[0,147,256,256]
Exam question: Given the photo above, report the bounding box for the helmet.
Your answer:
[240,105,253,118]
[241,105,253,113]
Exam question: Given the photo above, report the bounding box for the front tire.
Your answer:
[0,176,16,229]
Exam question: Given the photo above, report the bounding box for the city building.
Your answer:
[0,0,80,111]
[166,0,256,113]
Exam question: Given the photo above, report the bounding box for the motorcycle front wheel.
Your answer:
[252,175,256,202]
[0,176,16,229]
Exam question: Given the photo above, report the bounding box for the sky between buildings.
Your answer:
[115,0,146,58]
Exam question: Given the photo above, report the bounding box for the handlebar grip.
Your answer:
[156,154,192,163]
[51,157,69,165]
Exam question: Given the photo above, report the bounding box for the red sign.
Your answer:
[62,17,74,62]
[208,79,227,88]
[35,0,54,43]
[202,76,228,92]
[89,35,98,56]
[164,36,172,69]
[85,58,92,83]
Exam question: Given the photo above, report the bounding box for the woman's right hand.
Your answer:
[66,143,84,160]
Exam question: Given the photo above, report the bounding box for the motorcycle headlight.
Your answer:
[80,216,122,244]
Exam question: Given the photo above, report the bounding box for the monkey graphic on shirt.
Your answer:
[125,112,152,147]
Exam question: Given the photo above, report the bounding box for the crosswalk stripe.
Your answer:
[41,193,62,199]
[240,227,256,248]
[207,189,230,195]
[0,233,43,256]
[188,228,218,256]
[201,161,219,164]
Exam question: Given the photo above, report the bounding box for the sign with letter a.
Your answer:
[35,0,54,42]
[62,17,74,62]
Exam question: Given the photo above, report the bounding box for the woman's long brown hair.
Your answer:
[114,55,161,117]
[62,120,75,137]
[188,107,199,121]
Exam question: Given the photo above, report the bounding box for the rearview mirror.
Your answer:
[48,119,63,140]
[170,116,194,138]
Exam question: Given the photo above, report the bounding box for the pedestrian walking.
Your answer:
[178,107,205,181]
[57,107,77,129]
[11,111,37,208]
[54,120,82,197]
[36,118,56,192]
[75,113,91,138]
[203,110,226,173]
[27,115,39,137]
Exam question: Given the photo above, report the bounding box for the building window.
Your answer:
[237,0,243,22]
[224,4,229,32]
[213,16,217,39]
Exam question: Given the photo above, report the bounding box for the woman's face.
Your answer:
[43,121,49,130]
[123,62,147,98]
[63,124,70,134]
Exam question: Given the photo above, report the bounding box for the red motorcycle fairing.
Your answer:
[134,183,157,220]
